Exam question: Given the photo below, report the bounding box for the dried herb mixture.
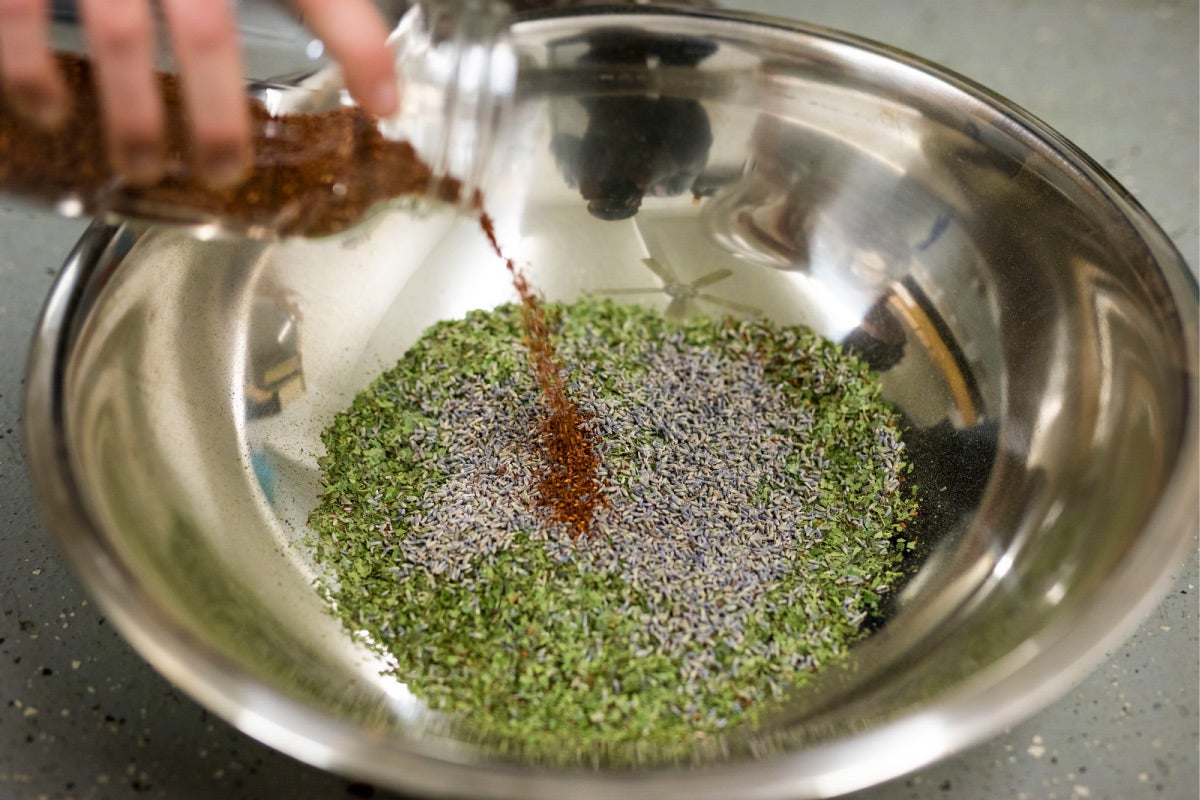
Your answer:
[309,298,918,754]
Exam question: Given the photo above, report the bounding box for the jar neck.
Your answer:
[381,0,518,205]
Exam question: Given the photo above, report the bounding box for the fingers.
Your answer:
[290,0,398,118]
[159,0,250,187]
[0,0,68,127]
[78,0,165,185]
[4,0,393,191]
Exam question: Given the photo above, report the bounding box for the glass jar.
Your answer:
[0,0,517,238]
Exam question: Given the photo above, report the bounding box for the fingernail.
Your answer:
[202,148,250,189]
[117,143,165,186]
[371,79,399,117]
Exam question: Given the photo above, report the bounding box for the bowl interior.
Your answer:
[34,8,1197,798]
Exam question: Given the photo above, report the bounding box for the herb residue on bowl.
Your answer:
[309,298,917,752]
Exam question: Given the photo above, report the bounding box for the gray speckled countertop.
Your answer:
[1,2,1196,798]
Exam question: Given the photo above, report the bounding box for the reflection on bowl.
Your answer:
[24,7,1197,800]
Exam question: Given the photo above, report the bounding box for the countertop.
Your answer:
[1,1,1196,798]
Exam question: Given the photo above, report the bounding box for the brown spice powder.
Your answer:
[480,213,606,538]
[0,54,460,237]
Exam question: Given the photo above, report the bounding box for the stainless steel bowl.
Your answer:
[24,7,1198,799]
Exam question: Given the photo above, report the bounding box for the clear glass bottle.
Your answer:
[384,0,517,205]
[0,0,516,238]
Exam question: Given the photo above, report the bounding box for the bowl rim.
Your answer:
[22,6,1199,799]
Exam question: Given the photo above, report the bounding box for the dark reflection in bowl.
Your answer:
[550,27,716,220]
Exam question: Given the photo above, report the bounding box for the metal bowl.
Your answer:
[24,6,1197,799]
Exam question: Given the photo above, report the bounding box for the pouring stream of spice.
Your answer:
[479,213,606,536]
[0,54,603,535]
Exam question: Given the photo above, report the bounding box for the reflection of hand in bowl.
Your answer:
[23,7,1197,800]
[550,27,716,220]
[552,94,712,219]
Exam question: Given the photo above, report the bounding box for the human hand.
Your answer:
[0,0,399,188]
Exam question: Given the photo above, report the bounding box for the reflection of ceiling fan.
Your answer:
[599,256,760,319]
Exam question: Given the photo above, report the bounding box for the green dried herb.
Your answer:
[308,298,917,754]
